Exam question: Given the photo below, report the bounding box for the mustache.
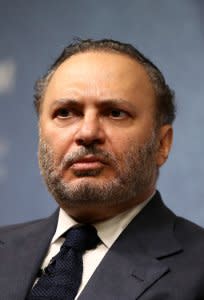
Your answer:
[60,146,117,171]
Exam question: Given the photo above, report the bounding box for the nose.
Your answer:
[75,112,105,146]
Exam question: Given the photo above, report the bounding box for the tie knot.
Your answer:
[63,225,100,252]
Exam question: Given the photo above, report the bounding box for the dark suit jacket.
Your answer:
[1,191,204,300]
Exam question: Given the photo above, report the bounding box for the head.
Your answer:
[35,39,175,223]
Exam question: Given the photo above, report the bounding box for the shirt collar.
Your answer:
[51,191,155,248]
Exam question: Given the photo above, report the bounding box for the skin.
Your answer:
[39,51,173,223]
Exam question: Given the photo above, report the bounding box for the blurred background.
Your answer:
[0,0,204,226]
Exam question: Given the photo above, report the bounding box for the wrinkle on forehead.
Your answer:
[43,51,156,107]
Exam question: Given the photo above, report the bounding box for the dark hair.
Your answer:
[34,38,176,126]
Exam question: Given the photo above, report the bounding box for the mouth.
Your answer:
[70,155,106,171]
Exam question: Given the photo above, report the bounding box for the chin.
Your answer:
[63,168,114,182]
[67,175,108,186]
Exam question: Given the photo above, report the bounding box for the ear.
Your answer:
[156,125,173,167]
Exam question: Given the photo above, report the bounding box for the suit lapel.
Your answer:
[79,192,182,300]
[0,193,182,300]
[0,210,58,300]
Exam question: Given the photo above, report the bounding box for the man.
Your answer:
[1,39,204,300]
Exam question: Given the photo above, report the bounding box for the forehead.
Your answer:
[43,51,155,107]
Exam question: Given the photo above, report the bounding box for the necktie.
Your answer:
[27,225,100,300]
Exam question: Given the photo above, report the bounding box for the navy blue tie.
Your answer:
[27,225,100,300]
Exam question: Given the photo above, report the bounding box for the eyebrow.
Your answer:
[98,99,135,109]
[50,99,83,109]
[50,98,136,110]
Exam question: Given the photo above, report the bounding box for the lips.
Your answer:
[70,156,105,171]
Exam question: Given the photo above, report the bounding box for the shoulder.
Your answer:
[0,210,59,242]
[0,217,47,234]
[174,215,204,246]
[145,191,204,252]
[154,191,204,240]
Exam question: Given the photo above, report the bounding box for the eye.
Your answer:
[55,108,71,119]
[109,109,128,119]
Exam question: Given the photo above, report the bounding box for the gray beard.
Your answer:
[38,133,158,210]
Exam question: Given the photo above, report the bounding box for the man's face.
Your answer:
[39,51,171,222]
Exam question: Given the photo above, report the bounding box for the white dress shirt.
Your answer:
[40,192,154,299]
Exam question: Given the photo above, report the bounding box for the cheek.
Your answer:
[106,126,155,162]
[40,124,74,160]
[107,133,135,161]
[106,125,140,150]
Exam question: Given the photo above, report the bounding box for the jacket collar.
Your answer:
[0,209,59,300]
[0,192,182,300]
[78,191,182,300]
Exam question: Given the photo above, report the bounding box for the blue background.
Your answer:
[0,0,204,226]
